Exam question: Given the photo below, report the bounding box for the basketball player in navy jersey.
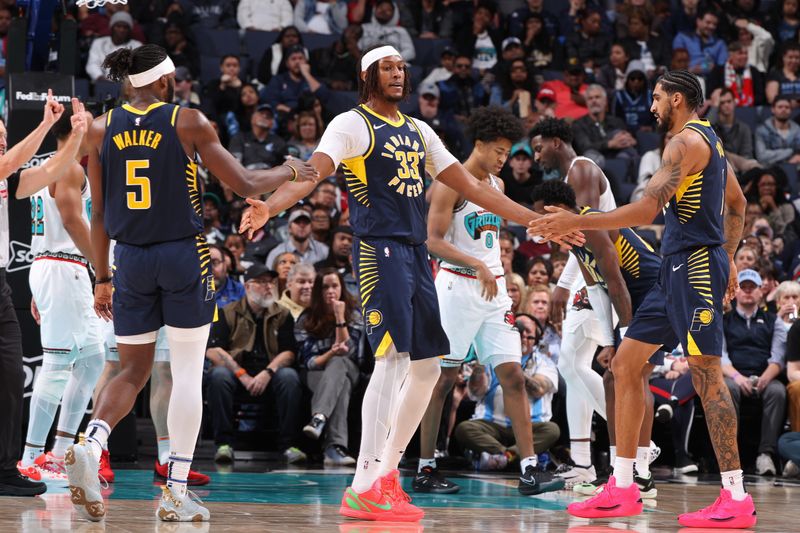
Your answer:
[64,44,317,523]
[239,45,581,522]
[531,70,753,527]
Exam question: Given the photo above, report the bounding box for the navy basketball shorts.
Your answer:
[627,245,728,357]
[353,237,450,360]
[112,234,218,336]
[628,289,665,366]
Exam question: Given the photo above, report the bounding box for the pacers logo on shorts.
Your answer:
[366,309,383,334]
[690,307,715,332]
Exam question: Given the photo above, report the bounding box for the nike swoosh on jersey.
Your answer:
[672,264,684,271]
[373,124,386,130]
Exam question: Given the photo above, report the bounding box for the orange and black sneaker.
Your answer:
[98,450,114,483]
[339,479,398,521]
[379,469,424,521]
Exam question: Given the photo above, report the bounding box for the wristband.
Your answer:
[336,322,347,328]
[95,277,112,285]
[266,367,275,377]
[284,164,298,182]
[235,368,247,378]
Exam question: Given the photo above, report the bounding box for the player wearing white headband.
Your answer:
[239,45,583,522]
[64,44,318,523]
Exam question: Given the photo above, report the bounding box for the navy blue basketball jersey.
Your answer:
[341,105,428,244]
[100,102,202,245]
[660,119,727,256]
[572,207,662,301]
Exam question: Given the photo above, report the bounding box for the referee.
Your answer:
[0,90,69,496]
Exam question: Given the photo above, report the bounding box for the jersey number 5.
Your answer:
[126,160,151,210]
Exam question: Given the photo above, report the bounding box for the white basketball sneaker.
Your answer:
[555,463,597,489]
[64,443,105,521]
[156,485,211,522]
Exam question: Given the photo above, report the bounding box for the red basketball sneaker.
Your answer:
[154,460,210,486]
[678,488,757,528]
[98,450,114,483]
[339,479,399,521]
[378,470,424,522]
[567,476,643,519]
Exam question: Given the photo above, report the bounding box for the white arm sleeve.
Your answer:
[556,253,581,290]
[586,285,615,347]
[411,118,459,178]
[313,111,370,169]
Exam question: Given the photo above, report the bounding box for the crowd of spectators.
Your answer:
[6,0,800,477]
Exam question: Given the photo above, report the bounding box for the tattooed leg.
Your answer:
[687,355,741,471]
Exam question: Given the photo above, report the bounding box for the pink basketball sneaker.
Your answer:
[567,476,643,519]
[678,488,756,529]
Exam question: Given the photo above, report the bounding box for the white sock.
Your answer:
[21,445,44,467]
[51,436,74,458]
[85,419,111,459]
[157,436,171,465]
[610,445,617,465]
[418,457,436,472]
[351,352,408,493]
[166,452,192,498]
[165,325,209,456]
[614,456,635,488]
[721,469,747,500]
[378,358,441,477]
[635,447,651,478]
[521,455,537,474]
[571,440,592,467]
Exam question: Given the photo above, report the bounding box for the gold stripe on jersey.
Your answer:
[687,246,714,306]
[674,170,703,223]
[106,109,113,126]
[615,235,641,278]
[359,103,406,127]
[341,109,376,207]
[186,160,201,217]
[196,234,212,276]
[375,330,394,358]
[122,102,168,115]
[358,241,379,307]
[170,105,179,126]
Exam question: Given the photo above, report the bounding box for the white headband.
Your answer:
[361,46,401,72]
[128,56,176,88]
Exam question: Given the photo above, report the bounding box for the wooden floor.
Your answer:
[1,467,795,532]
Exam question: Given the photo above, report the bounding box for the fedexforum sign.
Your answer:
[14,91,71,103]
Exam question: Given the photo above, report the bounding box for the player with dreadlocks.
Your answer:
[413,106,564,497]
[531,70,753,527]
[239,46,582,522]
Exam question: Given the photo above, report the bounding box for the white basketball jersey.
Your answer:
[440,175,503,276]
[565,156,617,212]
[30,174,91,258]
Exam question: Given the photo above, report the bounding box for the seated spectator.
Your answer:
[296,268,363,466]
[79,4,147,44]
[707,41,766,108]
[566,7,612,72]
[500,229,531,276]
[229,104,288,170]
[359,0,415,61]
[315,226,357,298]
[294,0,348,35]
[203,193,227,244]
[201,55,243,126]
[257,27,305,86]
[734,18,774,75]
[421,46,457,86]
[86,12,143,82]
[454,1,501,72]
[754,96,800,167]
[210,244,246,308]
[723,269,787,476]
[288,110,322,161]
[225,233,250,274]
[278,263,316,320]
[234,83,260,133]
[768,0,800,45]
[778,431,800,478]
[489,58,535,118]
[508,0,560,40]
[267,210,330,268]
[180,0,237,28]
[438,55,490,121]
[745,168,797,241]
[454,313,560,470]
[237,0,294,31]
[672,9,727,76]
[173,67,201,110]
[506,273,527,314]
[272,251,299,296]
[537,64,589,121]
[413,82,468,159]
[619,7,670,81]
[310,24,362,91]
[163,18,198,78]
[596,43,645,94]
[662,0,701,39]
[205,265,304,464]
[612,69,654,134]
[711,89,761,174]
[649,349,699,474]
[525,256,552,288]
[633,132,669,201]
[407,0,454,39]
[734,244,760,272]
[669,47,707,98]
[785,318,800,439]
[261,46,325,120]
[309,180,341,221]
[572,84,637,168]
[310,206,332,244]
[521,13,554,70]
[500,142,541,206]
[550,252,567,284]
[766,42,800,104]
[524,284,560,363]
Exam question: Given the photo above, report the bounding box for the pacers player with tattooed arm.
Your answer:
[531,70,753,527]
[239,45,582,522]
[64,44,317,522]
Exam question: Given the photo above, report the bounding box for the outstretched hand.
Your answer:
[239,197,270,239]
[42,89,65,127]
[527,206,585,247]
[69,98,88,137]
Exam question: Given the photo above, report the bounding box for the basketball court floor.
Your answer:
[1,462,795,532]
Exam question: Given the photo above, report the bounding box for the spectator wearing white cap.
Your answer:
[722,268,787,476]
[266,210,330,268]
[412,81,468,160]
[85,12,143,82]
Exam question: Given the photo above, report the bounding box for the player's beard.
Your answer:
[165,78,175,103]
[656,102,673,134]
